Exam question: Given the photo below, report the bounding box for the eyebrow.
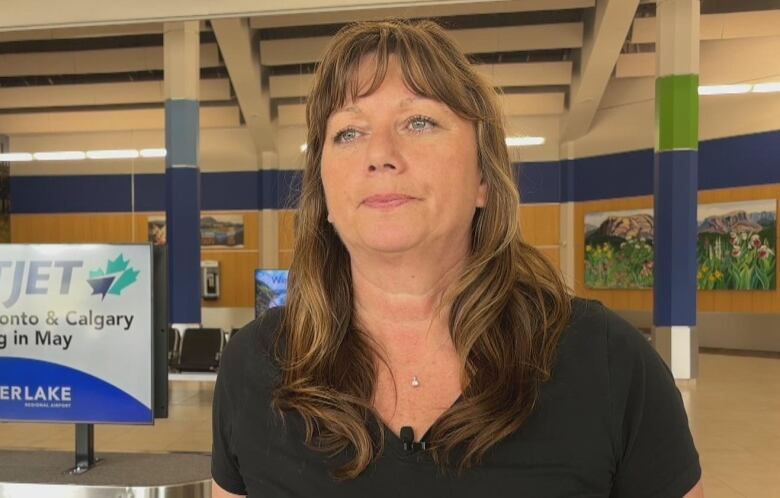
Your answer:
[332,96,435,117]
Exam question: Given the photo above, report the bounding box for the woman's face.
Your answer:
[321,54,487,258]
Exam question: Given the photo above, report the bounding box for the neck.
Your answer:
[351,243,469,351]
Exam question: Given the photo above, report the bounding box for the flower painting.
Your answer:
[585,208,655,289]
[697,200,776,290]
[584,199,777,290]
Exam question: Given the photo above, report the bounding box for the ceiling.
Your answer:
[0,0,778,156]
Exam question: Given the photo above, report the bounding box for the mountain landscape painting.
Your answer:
[585,208,655,289]
[697,199,776,290]
[584,199,777,290]
[147,214,245,248]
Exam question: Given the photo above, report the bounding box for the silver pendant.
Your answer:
[411,375,420,388]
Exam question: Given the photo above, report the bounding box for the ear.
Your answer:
[476,180,488,208]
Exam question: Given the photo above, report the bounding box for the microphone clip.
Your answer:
[400,426,428,454]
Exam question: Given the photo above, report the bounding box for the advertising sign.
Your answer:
[0,244,154,424]
[255,269,288,318]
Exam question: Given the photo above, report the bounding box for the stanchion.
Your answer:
[68,423,100,474]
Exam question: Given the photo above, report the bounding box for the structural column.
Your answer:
[164,22,201,327]
[652,0,700,379]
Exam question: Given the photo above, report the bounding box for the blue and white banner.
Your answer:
[0,244,154,424]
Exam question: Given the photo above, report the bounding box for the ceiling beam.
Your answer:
[0,80,231,110]
[0,106,239,134]
[631,10,780,43]
[0,44,220,77]
[250,0,595,28]
[260,22,583,65]
[617,35,780,82]
[0,0,535,32]
[561,0,640,141]
[211,17,274,164]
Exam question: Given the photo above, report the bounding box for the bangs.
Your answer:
[321,21,481,123]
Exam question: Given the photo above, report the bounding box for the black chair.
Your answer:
[176,327,223,372]
[168,328,180,368]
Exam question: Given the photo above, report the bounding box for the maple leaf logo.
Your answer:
[87,254,140,300]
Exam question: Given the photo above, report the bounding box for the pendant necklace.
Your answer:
[411,375,421,388]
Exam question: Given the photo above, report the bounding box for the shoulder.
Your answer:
[554,297,659,391]
[218,306,285,387]
[562,297,650,358]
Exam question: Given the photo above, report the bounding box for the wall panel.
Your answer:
[11,213,134,243]
[519,204,560,246]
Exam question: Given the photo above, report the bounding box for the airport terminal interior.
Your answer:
[1,0,780,496]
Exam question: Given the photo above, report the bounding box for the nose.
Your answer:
[365,125,404,174]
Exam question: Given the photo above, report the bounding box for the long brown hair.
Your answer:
[272,18,572,479]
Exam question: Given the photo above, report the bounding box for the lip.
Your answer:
[361,193,416,209]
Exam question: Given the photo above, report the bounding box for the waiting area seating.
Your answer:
[168,327,225,372]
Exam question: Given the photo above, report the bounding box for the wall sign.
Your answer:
[0,244,154,424]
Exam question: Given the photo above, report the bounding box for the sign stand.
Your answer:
[68,423,100,474]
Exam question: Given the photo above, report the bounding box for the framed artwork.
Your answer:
[584,199,777,291]
[147,214,246,248]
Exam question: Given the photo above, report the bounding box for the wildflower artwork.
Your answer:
[585,208,655,289]
[584,199,777,290]
[697,199,776,290]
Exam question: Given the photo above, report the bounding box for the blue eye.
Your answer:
[334,128,359,144]
[408,115,437,132]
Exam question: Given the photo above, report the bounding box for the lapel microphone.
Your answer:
[400,426,428,454]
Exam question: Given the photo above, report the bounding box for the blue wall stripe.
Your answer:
[698,130,780,190]
[516,162,561,204]
[653,150,698,326]
[202,171,258,211]
[10,175,131,213]
[134,174,165,212]
[568,149,655,202]
[8,129,780,213]
[258,169,303,210]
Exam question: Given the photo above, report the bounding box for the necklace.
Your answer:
[411,375,421,388]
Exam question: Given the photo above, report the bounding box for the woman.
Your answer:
[212,19,703,497]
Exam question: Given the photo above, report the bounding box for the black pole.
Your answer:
[71,423,97,474]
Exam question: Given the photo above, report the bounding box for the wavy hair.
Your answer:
[272,18,572,479]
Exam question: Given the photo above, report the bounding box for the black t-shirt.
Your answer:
[212,298,701,497]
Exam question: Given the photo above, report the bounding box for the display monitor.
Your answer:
[254,269,288,318]
[0,244,158,424]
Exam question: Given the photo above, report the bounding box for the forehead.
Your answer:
[331,61,448,120]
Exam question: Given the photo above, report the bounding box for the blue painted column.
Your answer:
[164,22,201,327]
[652,0,700,379]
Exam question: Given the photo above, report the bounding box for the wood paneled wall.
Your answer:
[278,209,296,269]
[519,203,561,269]
[575,184,780,313]
[11,213,135,242]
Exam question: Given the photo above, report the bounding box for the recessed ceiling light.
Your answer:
[505,136,546,147]
[752,82,780,93]
[139,148,167,158]
[0,153,34,162]
[33,151,87,161]
[86,149,140,159]
[698,84,751,95]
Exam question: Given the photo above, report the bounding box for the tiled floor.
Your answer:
[1,352,779,497]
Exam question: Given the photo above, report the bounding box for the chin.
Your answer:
[359,230,421,254]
